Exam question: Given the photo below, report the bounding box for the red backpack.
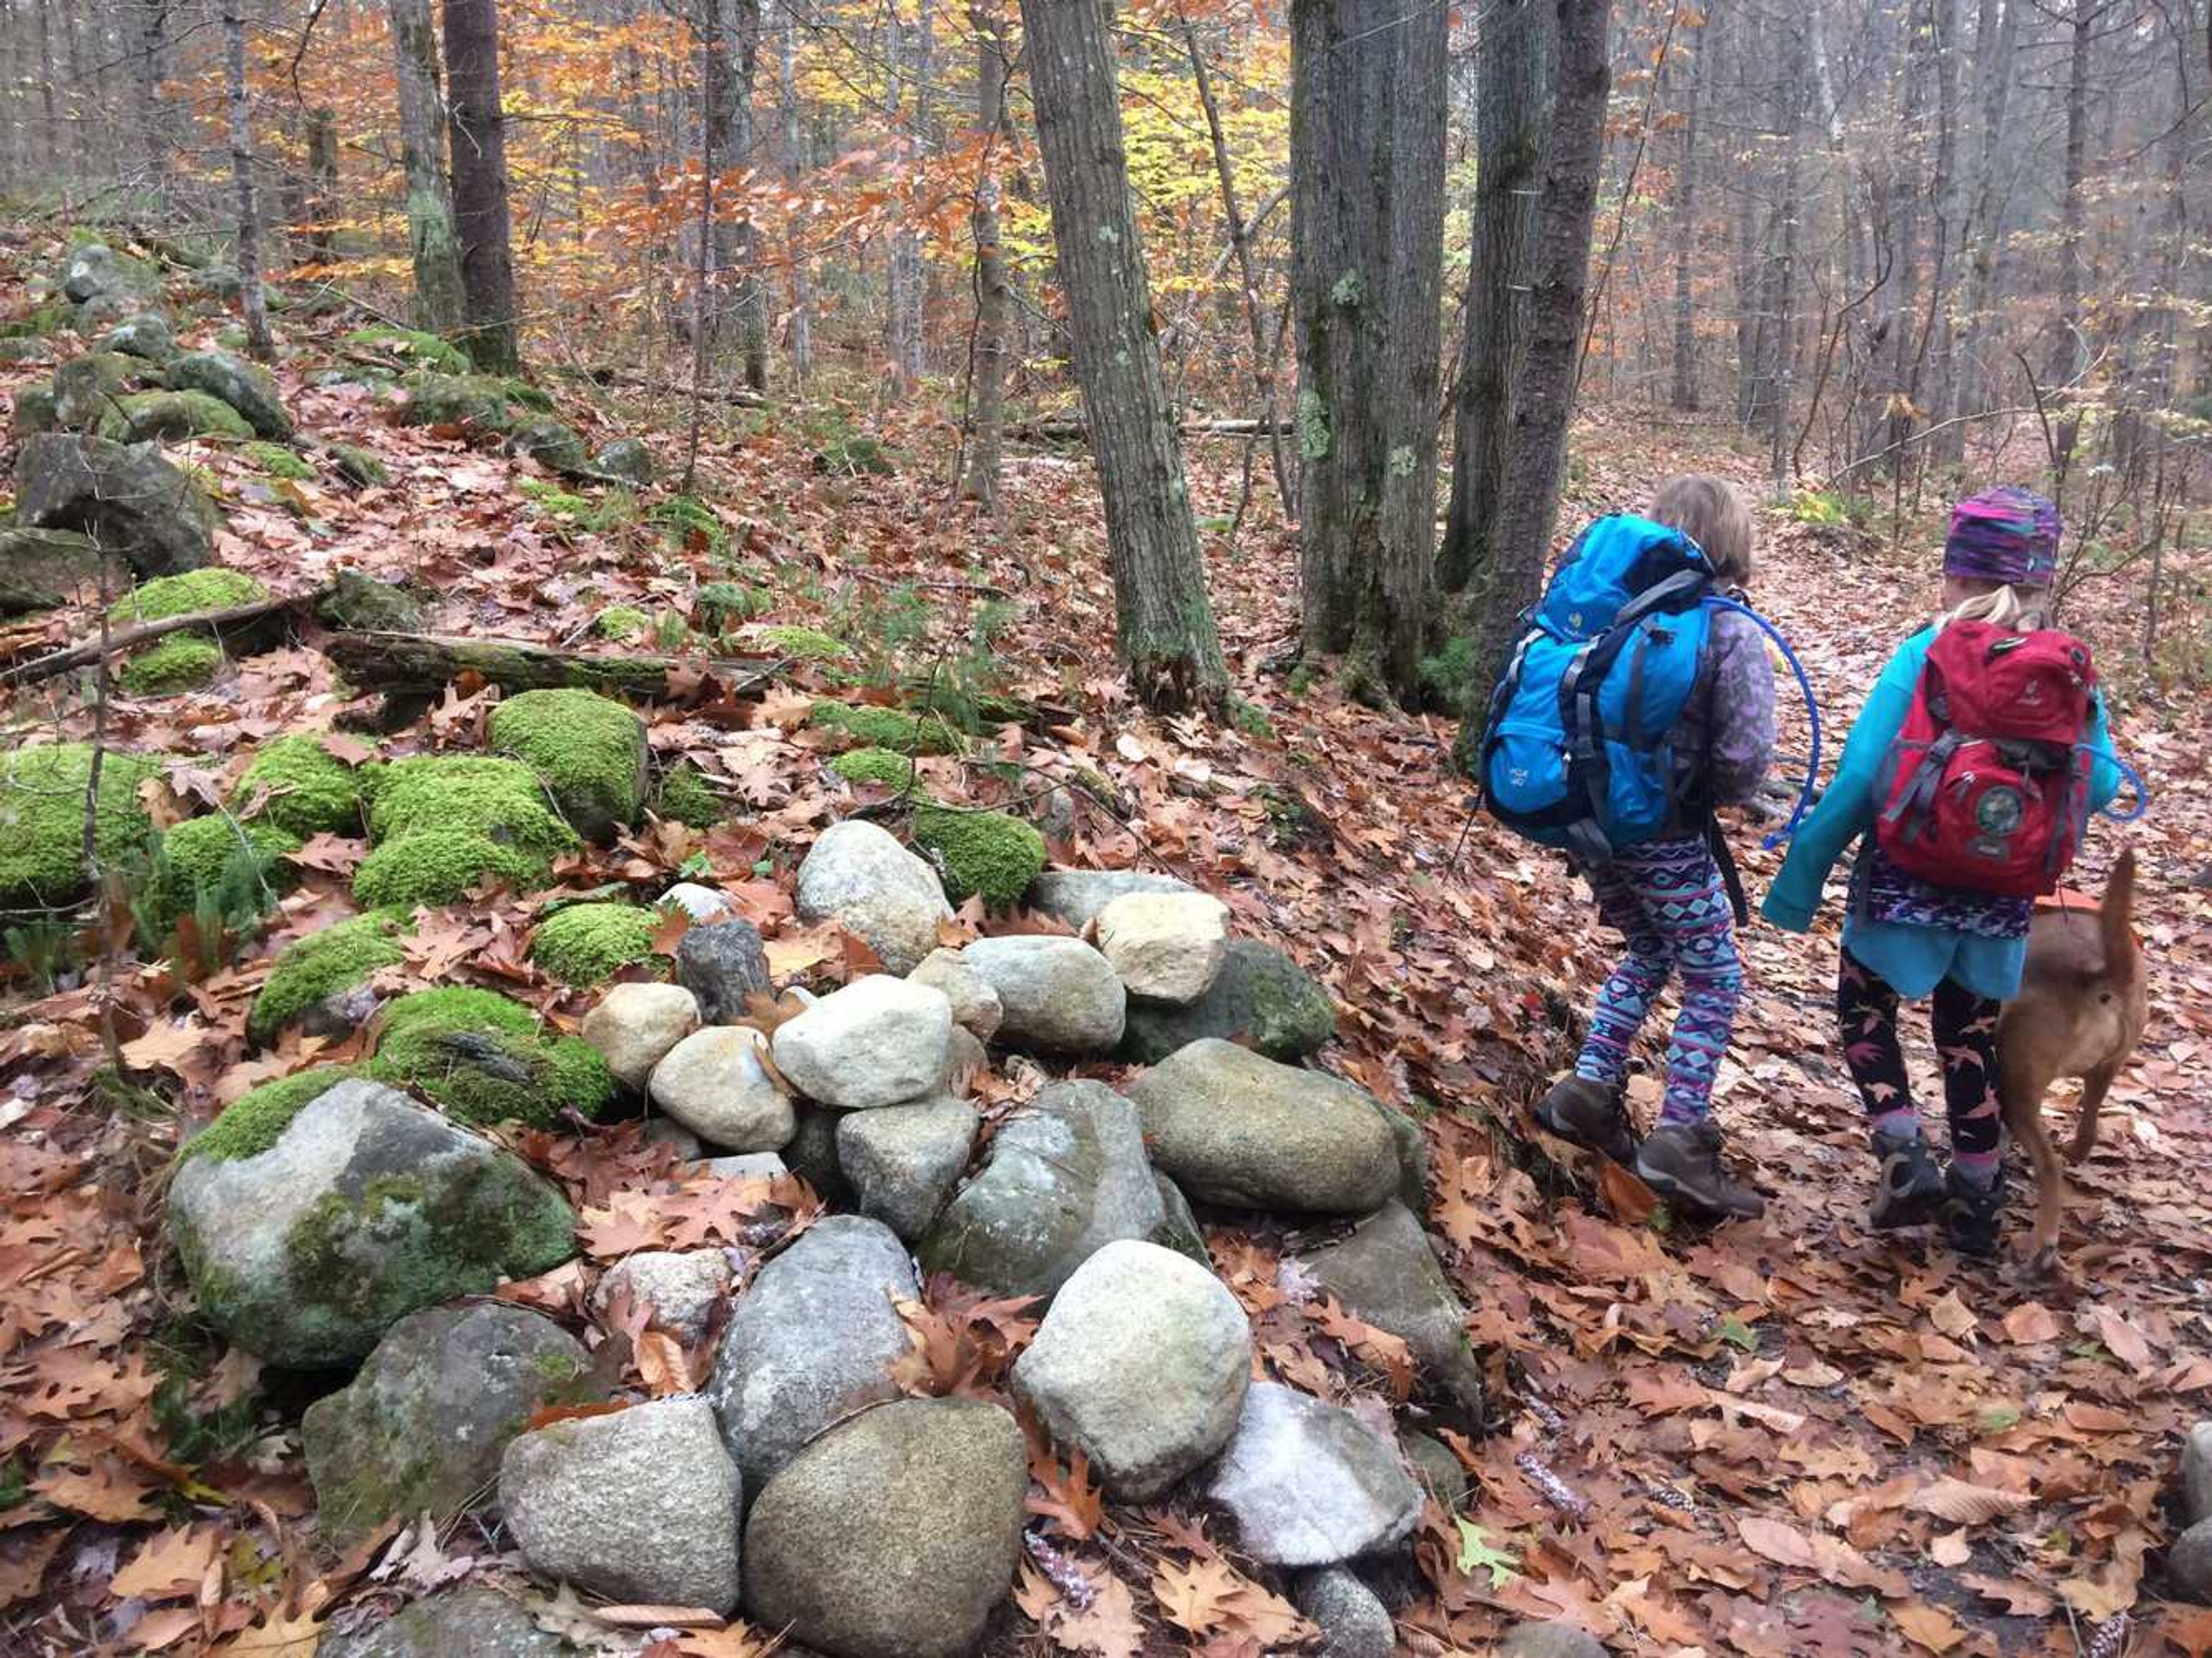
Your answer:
[1876,620,2096,898]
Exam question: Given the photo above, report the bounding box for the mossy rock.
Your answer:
[366,756,579,861]
[249,915,408,1046]
[111,567,268,624]
[12,384,58,436]
[54,353,147,431]
[829,747,919,790]
[166,350,291,441]
[806,701,961,755]
[346,325,469,376]
[396,373,518,433]
[245,441,314,480]
[508,418,590,475]
[236,733,377,838]
[1,300,72,340]
[316,567,421,630]
[329,444,390,489]
[113,389,255,443]
[370,988,614,1127]
[759,625,850,661]
[180,1066,363,1163]
[1119,939,1338,1065]
[60,243,160,308]
[651,764,723,828]
[148,815,300,930]
[0,743,161,908]
[487,689,647,842]
[592,437,655,486]
[695,581,768,631]
[353,830,550,909]
[0,527,104,616]
[529,903,660,987]
[596,605,649,642]
[119,631,224,695]
[100,312,179,365]
[910,806,1046,910]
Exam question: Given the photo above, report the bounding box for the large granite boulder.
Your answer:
[14,433,217,577]
[166,349,291,440]
[837,1096,977,1241]
[770,974,953,1110]
[796,820,952,975]
[1025,869,1195,929]
[1126,1039,1399,1214]
[1204,1382,1423,1567]
[960,934,1126,1055]
[168,1078,576,1368]
[1120,938,1336,1063]
[1300,1202,1483,1414]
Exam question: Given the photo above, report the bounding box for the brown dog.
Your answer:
[1995,849,2148,1271]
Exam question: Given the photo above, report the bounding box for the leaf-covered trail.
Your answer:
[4,247,2211,1653]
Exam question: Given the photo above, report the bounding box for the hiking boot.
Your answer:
[1533,1075,1639,1165]
[1868,1132,1946,1231]
[1635,1121,1767,1220]
[1943,1167,2005,1259]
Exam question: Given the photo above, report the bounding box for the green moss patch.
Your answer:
[696,581,768,631]
[111,568,268,624]
[366,756,578,860]
[245,441,314,480]
[0,744,160,908]
[180,1066,362,1163]
[529,903,660,987]
[911,805,1046,910]
[370,987,613,1128]
[149,816,300,929]
[115,389,253,442]
[830,747,919,789]
[647,495,728,556]
[236,735,376,838]
[652,764,723,828]
[396,373,518,433]
[487,689,645,839]
[329,444,389,489]
[353,830,548,909]
[119,633,224,696]
[595,605,649,642]
[760,625,850,661]
[345,325,468,375]
[248,915,407,1046]
[807,701,961,754]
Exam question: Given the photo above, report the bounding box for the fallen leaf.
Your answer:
[1891,1600,1968,1653]
[111,1525,222,1602]
[1909,1478,2032,1526]
[2001,1301,2061,1344]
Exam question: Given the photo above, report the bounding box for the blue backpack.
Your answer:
[1478,513,1725,864]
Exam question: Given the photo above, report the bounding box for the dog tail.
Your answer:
[2100,848,2139,984]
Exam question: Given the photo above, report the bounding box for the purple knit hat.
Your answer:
[1944,486,2062,588]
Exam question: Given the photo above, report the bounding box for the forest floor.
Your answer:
[4,222,2212,1657]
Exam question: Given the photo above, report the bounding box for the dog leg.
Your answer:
[2067,1062,2118,1164]
[1998,1055,2063,1275]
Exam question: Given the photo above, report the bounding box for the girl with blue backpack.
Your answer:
[1485,476,1779,1218]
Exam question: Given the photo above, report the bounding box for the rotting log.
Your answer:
[1,589,328,687]
[321,630,780,699]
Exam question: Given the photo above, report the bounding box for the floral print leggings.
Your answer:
[1836,949,2004,1186]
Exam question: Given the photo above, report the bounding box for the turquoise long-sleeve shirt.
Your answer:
[1762,624,2120,1001]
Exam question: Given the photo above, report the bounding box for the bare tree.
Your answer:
[1670,18,1704,411]
[703,0,769,390]
[1466,0,1613,701]
[1438,0,1556,595]
[958,0,1014,507]
[1290,0,1451,701]
[219,0,273,360]
[442,0,522,372]
[389,0,467,331]
[1016,0,1228,711]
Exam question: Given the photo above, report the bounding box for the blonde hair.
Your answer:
[1937,582,2051,634]
[1650,474,1755,586]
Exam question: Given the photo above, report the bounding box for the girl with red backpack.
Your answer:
[1763,486,2124,1257]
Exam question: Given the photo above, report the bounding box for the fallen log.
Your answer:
[321,630,782,700]
[1010,416,1293,442]
[1,589,328,688]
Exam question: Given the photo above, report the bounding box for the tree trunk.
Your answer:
[1924,0,1965,464]
[703,0,768,390]
[778,0,813,381]
[389,0,468,333]
[442,0,522,373]
[1768,21,1805,491]
[1290,0,1450,702]
[1438,0,1556,594]
[1944,0,2020,462]
[305,107,339,261]
[959,1,1014,506]
[219,0,274,361]
[2047,0,2096,470]
[137,0,173,195]
[1466,0,1612,705]
[1016,0,1228,712]
[884,1,930,398]
[1669,19,1702,412]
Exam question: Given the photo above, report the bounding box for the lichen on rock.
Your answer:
[529,902,660,987]
[180,1066,363,1164]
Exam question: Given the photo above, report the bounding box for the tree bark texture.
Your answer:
[1439,0,1556,595]
[305,107,340,260]
[1669,20,1702,411]
[442,0,522,372]
[959,1,1013,506]
[220,0,274,361]
[389,0,468,333]
[703,0,768,389]
[1468,0,1612,703]
[1290,0,1451,701]
[1016,0,1227,711]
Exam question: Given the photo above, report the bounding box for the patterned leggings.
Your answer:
[1836,951,2003,1186]
[1573,835,1745,1128]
